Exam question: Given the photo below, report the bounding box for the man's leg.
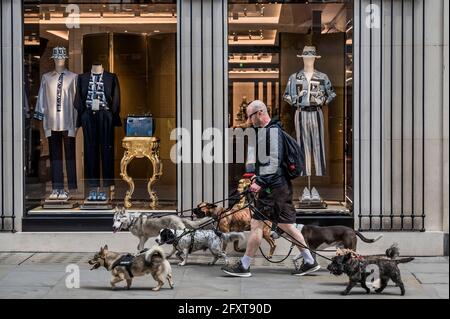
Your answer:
[221,218,265,277]
[240,219,265,268]
[244,219,265,258]
[277,222,320,276]
[278,223,314,265]
[274,183,320,276]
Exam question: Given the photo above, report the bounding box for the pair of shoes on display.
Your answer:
[300,187,322,202]
[49,189,70,201]
[87,190,108,202]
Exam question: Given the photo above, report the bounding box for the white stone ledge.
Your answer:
[0,231,446,256]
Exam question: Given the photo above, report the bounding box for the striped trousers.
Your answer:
[294,108,326,176]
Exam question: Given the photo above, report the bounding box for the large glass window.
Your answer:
[23,1,177,215]
[228,0,353,213]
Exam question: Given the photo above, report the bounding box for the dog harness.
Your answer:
[111,254,135,278]
[188,231,196,254]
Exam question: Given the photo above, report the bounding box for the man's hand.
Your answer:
[249,182,262,193]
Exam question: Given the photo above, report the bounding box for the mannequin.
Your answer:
[283,46,336,203]
[91,63,103,75]
[74,62,121,203]
[34,46,78,201]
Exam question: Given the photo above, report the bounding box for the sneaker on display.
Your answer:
[310,187,322,201]
[97,192,108,202]
[87,190,97,202]
[58,190,70,201]
[300,187,311,202]
[48,189,59,200]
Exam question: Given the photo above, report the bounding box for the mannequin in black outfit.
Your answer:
[74,64,121,201]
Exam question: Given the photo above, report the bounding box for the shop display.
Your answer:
[34,46,78,205]
[74,63,121,205]
[284,46,336,207]
[120,137,162,209]
[23,2,178,217]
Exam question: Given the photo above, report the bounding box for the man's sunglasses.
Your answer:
[248,109,261,119]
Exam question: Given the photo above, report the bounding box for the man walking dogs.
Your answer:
[221,100,320,277]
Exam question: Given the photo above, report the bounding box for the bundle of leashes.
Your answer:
[171,189,333,263]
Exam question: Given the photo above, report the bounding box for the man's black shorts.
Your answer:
[253,183,296,224]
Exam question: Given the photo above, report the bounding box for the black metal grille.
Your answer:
[357,0,426,232]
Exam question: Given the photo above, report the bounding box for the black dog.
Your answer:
[327,246,414,296]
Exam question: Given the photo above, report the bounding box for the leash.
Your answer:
[245,192,333,262]
[177,189,246,216]
[258,245,294,264]
[167,194,254,245]
[157,189,334,263]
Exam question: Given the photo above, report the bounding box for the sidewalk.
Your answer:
[0,252,448,299]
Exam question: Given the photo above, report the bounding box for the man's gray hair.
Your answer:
[248,100,268,115]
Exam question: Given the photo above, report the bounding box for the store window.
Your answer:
[23,1,177,214]
[228,0,353,212]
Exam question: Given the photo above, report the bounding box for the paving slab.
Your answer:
[0,253,447,299]
[413,273,449,284]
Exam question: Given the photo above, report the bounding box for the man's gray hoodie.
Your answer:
[247,119,287,189]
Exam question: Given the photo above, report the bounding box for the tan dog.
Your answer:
[196,202,277,258]
[88,245,174,291]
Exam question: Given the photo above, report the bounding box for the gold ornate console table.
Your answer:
[120,137,163,209]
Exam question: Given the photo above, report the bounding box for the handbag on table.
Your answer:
[125,114,155,137]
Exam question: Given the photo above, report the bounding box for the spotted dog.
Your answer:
[156,228,245,266]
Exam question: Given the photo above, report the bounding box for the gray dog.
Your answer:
[327,245,414,296]
[112,207,214,252]
[271,223,383,269]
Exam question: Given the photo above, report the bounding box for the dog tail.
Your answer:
[355,231,383,243]
[395,257,415,264]
[182,217,214,229]
[144,245,166,263]
[221,232,246,243]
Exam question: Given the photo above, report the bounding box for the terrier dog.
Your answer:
[327,245,414,296]
[88,245,174,291]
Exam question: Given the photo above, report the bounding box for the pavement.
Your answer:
[0,252,448,299]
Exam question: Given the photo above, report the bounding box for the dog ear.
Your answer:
[103,245,109,251]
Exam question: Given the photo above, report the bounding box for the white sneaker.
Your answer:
[310,187,322,201]
[58,190,70,200]
[301,188,311,202]
[48,189,59,200]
